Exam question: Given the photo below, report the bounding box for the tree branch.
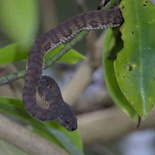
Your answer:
[77,106,155,145]
[62,31,105,105]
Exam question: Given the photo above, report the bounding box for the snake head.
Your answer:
[56,103,77,131]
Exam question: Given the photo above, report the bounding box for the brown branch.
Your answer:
[62,31,105,105]
[40,0,58,32]
[77,106,155,145]
[74,0,88,12]
[73,86,113,114]
[62,0,105,106]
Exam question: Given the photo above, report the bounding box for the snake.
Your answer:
[22,7,123,131]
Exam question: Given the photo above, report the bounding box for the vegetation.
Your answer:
[0,0,155,154]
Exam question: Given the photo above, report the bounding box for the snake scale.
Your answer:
[23,8,123,131]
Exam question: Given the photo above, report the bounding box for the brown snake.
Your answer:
[22,8,123,131]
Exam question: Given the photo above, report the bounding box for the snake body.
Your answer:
[23,8,123,131]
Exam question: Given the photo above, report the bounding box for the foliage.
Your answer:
[0,97,83,155]
[0,0,84,154]
[0,0,155,154]
[103,0,155,120]
[103,28,138,120]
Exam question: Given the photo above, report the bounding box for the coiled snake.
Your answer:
[23,8,123,131]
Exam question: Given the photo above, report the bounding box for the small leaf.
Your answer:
[45,44,85,64]
[0,43,28,65]
[114,0,155,118]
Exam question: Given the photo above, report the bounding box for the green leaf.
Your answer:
[47,128,84,155]
[0,0,39,47]
[114,0,155,118]
[0,97,84,154]
[46,121,83,152]
[45,44,85,64]
[0,43,84,65]
[103,28,138,120]
[0,43,28,65]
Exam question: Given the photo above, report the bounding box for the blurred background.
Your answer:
[0,0,155,155]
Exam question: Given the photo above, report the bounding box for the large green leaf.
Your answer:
[114,0,155,118]
[0,0,39,47]
[103,28,138,120]
[0,97,84,154]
